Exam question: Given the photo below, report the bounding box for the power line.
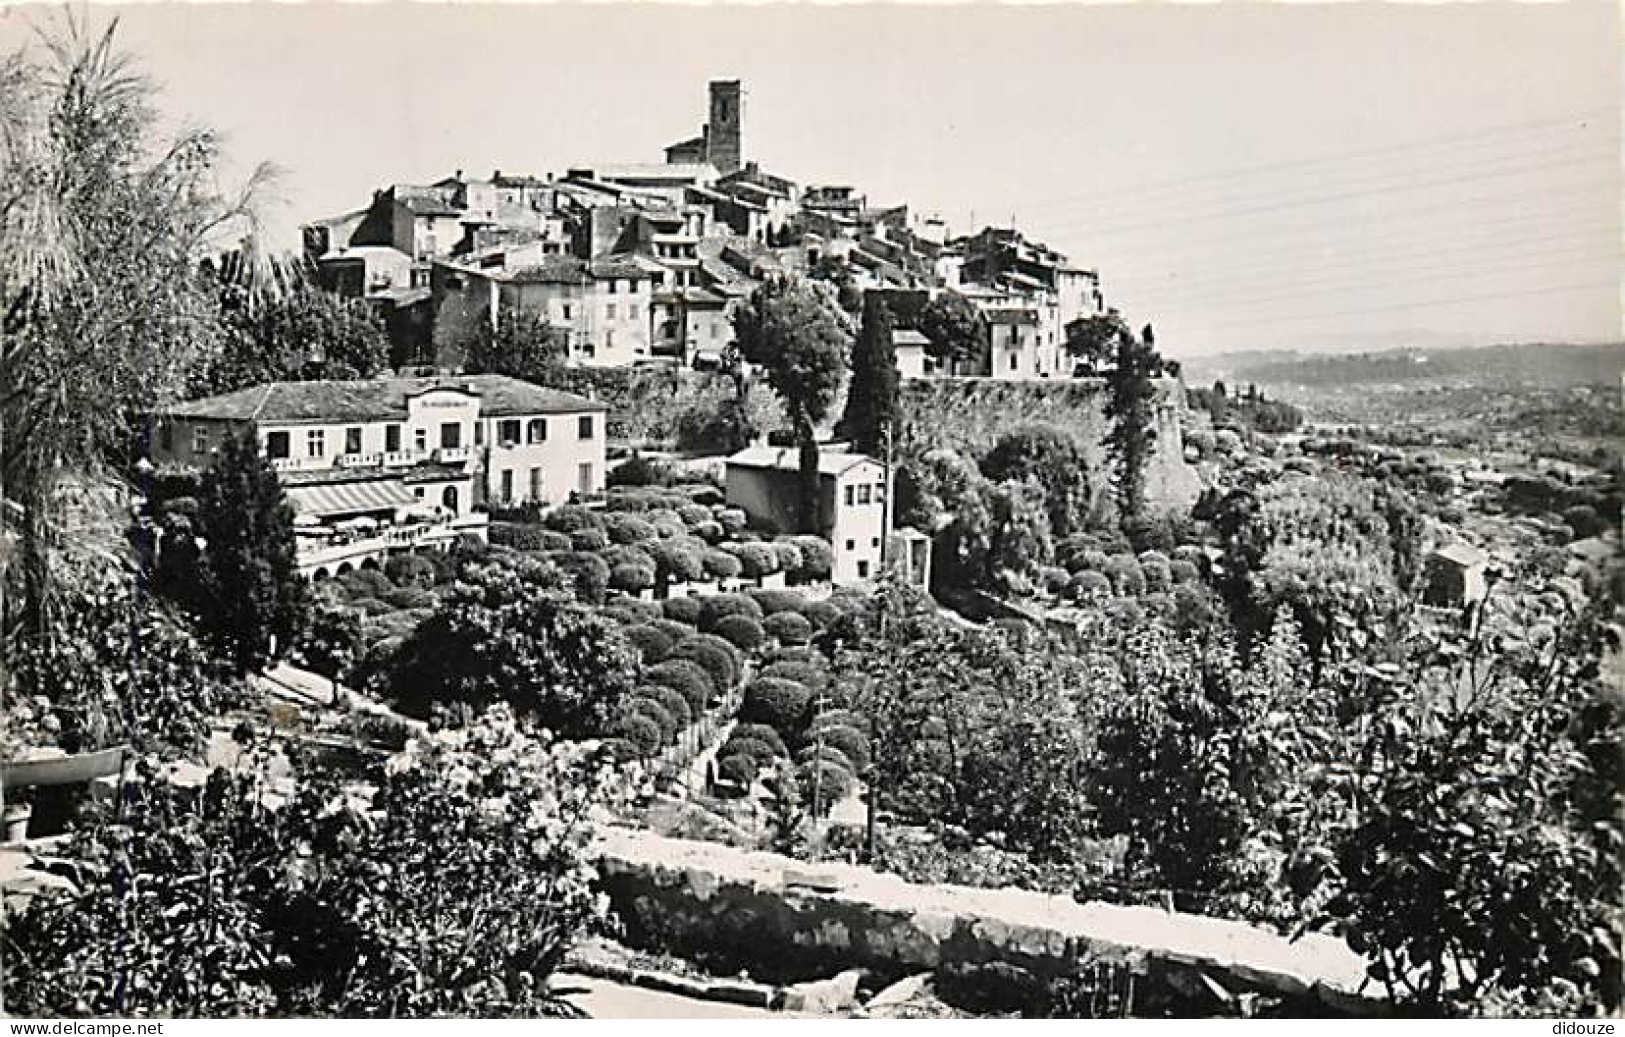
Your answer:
[1027,152,1617,240]
[1011,108,1615,210]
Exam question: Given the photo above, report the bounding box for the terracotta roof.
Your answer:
[166,374,605,424]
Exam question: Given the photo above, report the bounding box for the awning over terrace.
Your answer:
[285,479,418,519]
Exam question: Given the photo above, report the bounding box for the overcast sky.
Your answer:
[2,2,1618,357]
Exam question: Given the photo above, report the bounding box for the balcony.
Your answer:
[334,452,382,468]
[432,446,472,465]
[297,511,490,576]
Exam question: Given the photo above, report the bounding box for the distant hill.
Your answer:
[1182,342,1625,392]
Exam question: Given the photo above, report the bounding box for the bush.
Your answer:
[569,528,609,553]
[789,535,834,583]
[730,722,789,757]
[712,614,766,654]
[651,541,705,585]
[608,453,671,488]
[339,569,395,600]
[385,586,437,610]
[763,611,814,646]
[759,660,828,693]
[643,659,716,714]
[702,548,742,581]
[802,599,842,630]
[811,723,871,771]
[740,676,812,735]
[660,595,703,625]
[607,595,662,621]
[771,541,804,576]
[1035,565,1070,596]
[551,551,610,605]
[622,624,675,663]
[627,698,677,744]
[691,519,724,544]
[488,522,550,552]
[608,562,657,595]
[1140,558,1172,594]
[725,542,781,579]
[348,596,395,618]
[1168,559,1200,585]
[747,587,807,616]
[717,752,758,787]
[763,645,818,666]
[810,708,871,737]
[717,507,748,536]
[796,743,856,776]
[1068,570,1112,601]
[668,633,740,692]
[1101,555,1144,597]
[598,736,640,764]
[721,736,780,767]
[677,504,712,527]
[797,760,854,814]
[638,683,691,730]
[608,713,662,756]
[604,513,659,546]
[384,554,437,589]
[697,592,763,631]
[684,483,724,506]
[544,504,605,533]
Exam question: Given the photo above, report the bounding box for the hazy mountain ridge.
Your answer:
[1182,342,1625,391]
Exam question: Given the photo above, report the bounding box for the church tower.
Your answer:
[706,80,743,175]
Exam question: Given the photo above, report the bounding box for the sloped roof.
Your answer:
[893,329,931,347]
[1431,542,1487,568]
[165,374,604,424]
[592,163,719,183]
[726,445,880,478]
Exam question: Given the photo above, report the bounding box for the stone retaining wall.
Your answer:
[594,827,1381,1016]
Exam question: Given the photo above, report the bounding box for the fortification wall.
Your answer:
[898,376,1203,513]
[594,828,1380,1015]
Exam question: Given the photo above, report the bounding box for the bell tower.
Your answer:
[706,80,743,175]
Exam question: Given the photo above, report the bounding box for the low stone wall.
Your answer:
[594,828,1381,1016]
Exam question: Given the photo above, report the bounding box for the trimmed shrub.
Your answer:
[717,752,758,787]
[747,588,807,616]
[569,528,609,553]
[668,634,740,692]
[660,595,703,625]
[544,504,605,533]
[684,484,725,507]
[691,519,724,544]
[810,723,871,771]
[348,596,395,617]
[339,569,394,600]
[651,541,706,585]
[725,542,781,579]
[609,562,657,595]
[763,645,818,666]
[1064,548,1110,576]
[740,676,812,735]
[796,743,856,776]
[649,512,689,539]
[1169,559,1200,585]
[770,541,804,574]
[628,698,678,744]
[677,504,711,527]
[712,614,766,654]
[702,548,743,581]
[759,660,828,694]
[648,618,694,645]
[721,736,780,767]
[1068,570,1112,601]
[608,453,671,488]
[797,760,855,814]
[385,586,437,610]
[488,521,549,552]
[641,684,692,730]
[599,604,644,626]
[810,708,872,737]
[605,513,659,545]
[608,713,662,756]
[789,535,834,583]
[551,551,611,604]
[717,507,748,536]
[622,623,675,664]
[607,595,662,622]
[644,660,715,714]
[697,592,763,632]
[1036,565,1070,597]
[802,599,842,630]
[1140,557,1172,594]
[763,611,814,646]
[730,723,788,758]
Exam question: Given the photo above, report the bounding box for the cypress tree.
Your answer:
[197,430,309,673]
[841,295,899,457]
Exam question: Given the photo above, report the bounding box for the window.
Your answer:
[385,424,401,452]
[159,423,173,452]
[500,469,514,503]
[845,538,855,551]
[876,482,887,502]
[561,303,573,321]
[844,485,855,507]
[440,423,461,449]
[414,487,425,499]
[605,329,616,350]
[606,303,617,320]
[345,427,362,455]
[414,428,428,453]
[475,421,484,445]
[527,418,547,443]
[629,304,639,320]
[192,426,210,455]
[266,430,290,460]
[857,560,870,579]
[529,467,543,500]
[857,484,872,505]
[306,429,325,458]
[498,419,521,445]
[577,415,594,440]
[607,279,618,294]
[577,462,594,494]
[711,321,720,340]
[1009,352,1018,371]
